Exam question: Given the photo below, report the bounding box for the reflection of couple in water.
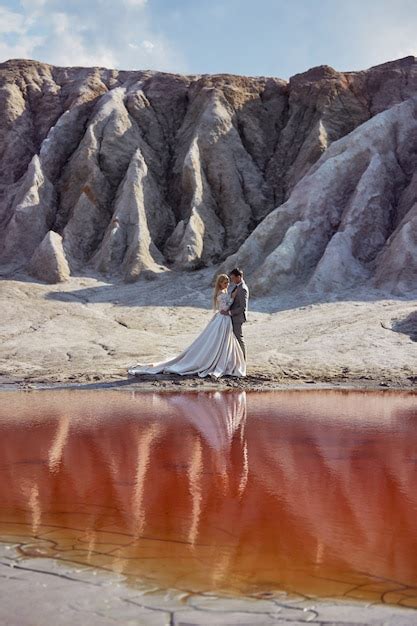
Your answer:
[4,390,416,602]
[128,268,249,379]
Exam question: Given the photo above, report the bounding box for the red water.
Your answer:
[1,389,417,606]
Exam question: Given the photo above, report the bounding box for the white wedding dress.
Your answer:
[128,292,246,378]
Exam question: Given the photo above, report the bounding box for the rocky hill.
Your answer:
[0,56,416,294]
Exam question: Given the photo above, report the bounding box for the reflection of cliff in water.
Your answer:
[0,389,417,606]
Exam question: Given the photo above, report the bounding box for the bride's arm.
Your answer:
[218,293,232,313]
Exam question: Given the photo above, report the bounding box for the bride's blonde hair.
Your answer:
[213,273,229,309]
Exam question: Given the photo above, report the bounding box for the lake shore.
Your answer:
[1,543,416,626]
[1,270,416,391]
[1,544,416,626]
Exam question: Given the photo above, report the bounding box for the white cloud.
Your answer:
[20,0,48,8]
[129,40,155,52]
[0,0,188,73]
[47,17,117,67]
[350,22,417,71]
[123,0,147,6]
[0,34,44,59]
[396,48,417,58]
[49,11,70,36]
[0,6,27,34]
[0,5,44,59]
[141,40,155,52]
[142,39,154,50]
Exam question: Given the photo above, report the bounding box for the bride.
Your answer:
[128,274,246,378]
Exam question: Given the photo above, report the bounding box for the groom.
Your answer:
[221,267,249,359]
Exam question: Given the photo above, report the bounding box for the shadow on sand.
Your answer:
[389,310,417,342]
[43,276,416,316]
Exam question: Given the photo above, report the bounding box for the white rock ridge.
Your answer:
[0,57,417,292]
[222,97,417,295]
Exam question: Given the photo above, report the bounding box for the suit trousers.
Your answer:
[231,316,246,360]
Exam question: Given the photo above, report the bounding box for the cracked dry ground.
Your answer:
[1,389,417,625]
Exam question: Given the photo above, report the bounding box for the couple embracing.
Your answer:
[128,268,249,379]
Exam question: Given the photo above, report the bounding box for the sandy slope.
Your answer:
[0,269,416,389]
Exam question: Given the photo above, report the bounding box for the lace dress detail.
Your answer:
[217,292,232,312]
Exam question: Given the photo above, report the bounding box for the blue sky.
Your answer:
[0,0,416,78]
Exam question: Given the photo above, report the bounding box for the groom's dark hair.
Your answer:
[230,268,243,277]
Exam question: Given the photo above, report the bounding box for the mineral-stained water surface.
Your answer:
[1,389,417,607]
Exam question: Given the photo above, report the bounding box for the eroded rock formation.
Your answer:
[29,230,70,283]
[0,56,417,292]
[223,97,417,295]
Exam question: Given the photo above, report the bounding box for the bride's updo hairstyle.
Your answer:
[213,273,229,309]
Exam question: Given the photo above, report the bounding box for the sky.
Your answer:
[0,0,417,79]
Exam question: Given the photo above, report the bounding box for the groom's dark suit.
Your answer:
[229,281,249,359]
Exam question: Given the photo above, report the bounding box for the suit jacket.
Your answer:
[229,281,249,323]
